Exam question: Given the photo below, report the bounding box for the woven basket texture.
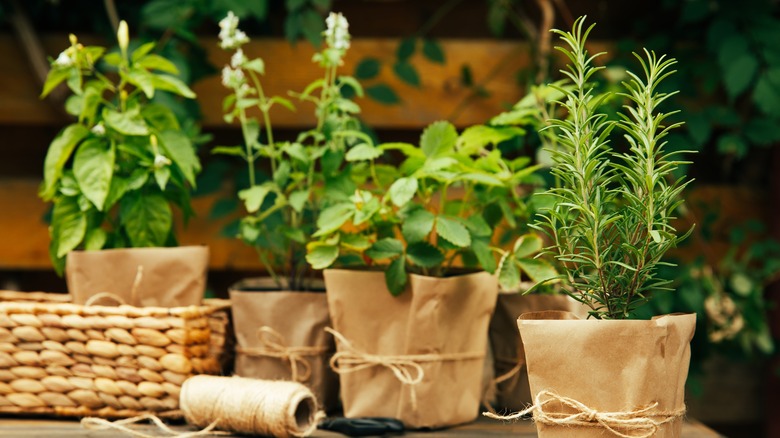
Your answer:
[0,291,228,418]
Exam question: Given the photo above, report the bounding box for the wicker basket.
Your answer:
[0,291,228,418]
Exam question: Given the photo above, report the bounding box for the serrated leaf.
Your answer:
[517,258,558,284]
[402,209,435,243]
[366,238,404,260]
[52,196,87,258]
[388,177,418,207]
[393,61,420,87]
[306,244,339,270]
[346,143,382,161]
[41,124,89,200]
[498,253,521,291]
[289,189,309,213]
[119,192,172,247]
[386,257,407,296]
[422,39,445,64]
[355,58,380,80]
[366,84,400,105]
[513,233,543,259]
[436,216,471,247]
[406,241,444,268]
[239,184,271,213]
[379,142,426,159]
[341,234,371,251]
[420,121,457,158]
[73,138,114,211]
[314,203,354,236]
[472,238,496,273]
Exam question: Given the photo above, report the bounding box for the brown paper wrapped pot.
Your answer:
[518,311,696,438]
[230,278,339,413]
[324,269,498,429]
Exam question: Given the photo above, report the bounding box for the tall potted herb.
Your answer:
[216,11,363,412]
[486,17,696,438]
[40,21,208,307]
[307,116,543,427]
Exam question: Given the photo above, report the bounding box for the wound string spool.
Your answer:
[179,375,320,438]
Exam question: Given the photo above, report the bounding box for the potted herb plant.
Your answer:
[486,17,697,438]
[306,112,543,427]
[39,21,208,307]
[215,11,364,412]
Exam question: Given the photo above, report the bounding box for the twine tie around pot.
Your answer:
[483,390,686,438]
[236,326,328,382]
[326,327,485,411]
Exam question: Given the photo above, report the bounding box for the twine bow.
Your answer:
[483,390,686,438]
[236,326,328,382]
[325,327,485,411]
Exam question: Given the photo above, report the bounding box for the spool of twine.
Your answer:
[180,375,320,438]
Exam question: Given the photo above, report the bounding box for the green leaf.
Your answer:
[120,192,172,247]
[724,54,758,99]
[355,58,381,80]
[472,238,496,273]
[517,258,558,284]
[341,234,371,251]
[306,244,339,270]
[366,238,404,260]
[73,138,114,211]
[753,69,780,116]
[406,242,444,268]
[289,189,309,213]
[239,184,271,213]
[366,84,400,105]
[513,233,543,259]
[402,208,435,243]
[126,68,155,98]
[244,58,265,74]
[393,61,420,87]
[136,54,179,74]
[379,142,426,159]
[717,134,748,158]
[209,197,238,220]
[41,124,89,200]
[457,125,525,154]
[498,254,521,292]
[436,216,471,247]
[420,120,458,158]
[299,8,325,47]
[211,146,246,158]
[386,257,407,296]
[149,74,196,99]
[52,196,87,258]
[388,177,418,207]
[154,165,170,190]
[346,143,382,162]
[422,39,445,64]
[158,130,200,186]
[84,227,107,251]
[142,103,181,131]
[103,109,150,136]
[41,67,71,98]
[314,203,354,236]
[397,38,416,61]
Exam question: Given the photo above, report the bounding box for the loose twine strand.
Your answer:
[481,357,525,415]
[236,326,328,382]
[325,327,484,411]
[483,390,686,438]
[83,265,143,307]
[80,414,226,438]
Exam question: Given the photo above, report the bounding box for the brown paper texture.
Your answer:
[230,278,339,413]
[324,269,498,429]
[67,246,209,307]
[518,311,696,438]
[488,293,574,410]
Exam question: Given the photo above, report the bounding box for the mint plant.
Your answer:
[217,11,365,290]
[40,21,201,274]
[306,118,546,295]
[535,17,693,319]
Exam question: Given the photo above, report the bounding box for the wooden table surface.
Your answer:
[0,416,724,437]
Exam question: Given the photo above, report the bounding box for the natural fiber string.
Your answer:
[82,265,143,307]
[325,327,485,411]
[483,389,686,438]
[81,414,226,438]
[481,357,525,415]
[180,375,321,438]
[235,326,328,382]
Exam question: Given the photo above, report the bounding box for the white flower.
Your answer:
[231,48,247,68]
[221,66,245,88]
[117,20,129,55]
[91,123,105,135]
[218,11,249,50]
[54,51,74,67]
[325,12,350,51]
[154,153,171,168]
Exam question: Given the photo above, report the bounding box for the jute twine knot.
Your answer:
[483,390,686,438]
[236,326,328,383]
[325,327,484,411]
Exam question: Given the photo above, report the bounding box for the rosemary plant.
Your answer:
[536,17,692,319]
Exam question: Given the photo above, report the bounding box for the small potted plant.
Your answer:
[307,114,543,427]
[486,17,696,437]
[39,21,208,307]
[215,11,363,412]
